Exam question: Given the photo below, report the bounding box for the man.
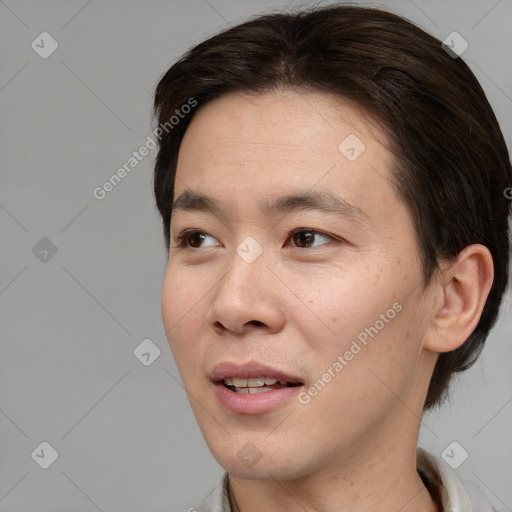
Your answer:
[153,5,511,511]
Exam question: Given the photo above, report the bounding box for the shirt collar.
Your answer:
[417,447,473,512]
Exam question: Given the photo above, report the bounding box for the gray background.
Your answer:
[0,0,511,510]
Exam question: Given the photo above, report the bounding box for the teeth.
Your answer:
[248,387,274,394]
[248,377,265,387]
[224,377,281,387]
[235,387,275,394]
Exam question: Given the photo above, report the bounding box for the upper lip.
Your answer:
[210,361,303,384]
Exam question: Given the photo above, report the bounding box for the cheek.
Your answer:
[280,266,381,346]
[161,260,204,319]
[288,264,418,379]
[161,264,206,356]
[299,305,421,428]
[161,266,180,333]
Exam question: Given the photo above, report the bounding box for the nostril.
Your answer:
[212,321,225,331]
[208,319,267,335]
[248,320,265,327]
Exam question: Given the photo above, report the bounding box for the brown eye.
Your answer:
[177,230,218,248]
[188,232,207,248]
[293,231,315,247]
[290,229,332,248]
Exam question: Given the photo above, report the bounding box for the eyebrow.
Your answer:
[172,189,371,225]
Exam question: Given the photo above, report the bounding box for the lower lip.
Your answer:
[213,382,303,415]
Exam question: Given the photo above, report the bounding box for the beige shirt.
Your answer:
[184,448,499,512]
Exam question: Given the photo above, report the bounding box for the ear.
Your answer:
[423,244,494,353]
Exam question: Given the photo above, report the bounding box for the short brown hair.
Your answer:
[153,5,511,410]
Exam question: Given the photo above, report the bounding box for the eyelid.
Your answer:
[174,227,338,249]
[174,229,220,248]
[287,227,334,240]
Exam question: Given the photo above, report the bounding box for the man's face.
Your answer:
[161,89,438,479]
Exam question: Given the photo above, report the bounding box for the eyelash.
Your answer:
[174,228,336,249]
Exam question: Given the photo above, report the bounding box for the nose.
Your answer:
[204,251,286,336]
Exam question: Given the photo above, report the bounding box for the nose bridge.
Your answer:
[207,238,284,334]
[218,239,267,304]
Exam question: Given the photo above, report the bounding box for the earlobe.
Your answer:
[423,244,494,354]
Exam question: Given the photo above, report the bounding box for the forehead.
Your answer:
[174,88,399,224]
[179,87,388,158]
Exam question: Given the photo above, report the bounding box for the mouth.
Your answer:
[222,377,302,394]
[210,361,304,414]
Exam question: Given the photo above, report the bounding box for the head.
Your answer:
[154,5,511,478]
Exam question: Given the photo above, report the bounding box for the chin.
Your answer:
[209,442,312,481]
